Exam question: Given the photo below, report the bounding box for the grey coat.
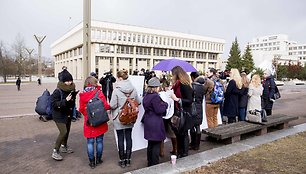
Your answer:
[109,79,141,130]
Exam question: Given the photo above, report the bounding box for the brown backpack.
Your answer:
[118,93,139,125]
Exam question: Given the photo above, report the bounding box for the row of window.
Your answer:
[95,44,217,59]
[289,46,306,50]
[251,47,280,51]
[91,28,224,52]
[289,51,306,55]
[55,47,83,61]
[299,57,306,60]
[249,41,280,48]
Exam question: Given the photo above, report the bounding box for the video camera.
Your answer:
[104,71,112,76]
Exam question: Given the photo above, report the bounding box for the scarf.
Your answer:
[57,81,76,92]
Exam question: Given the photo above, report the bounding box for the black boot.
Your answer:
[96,157,103,166]
[89,158,95,169]
[125,150,132,167]
[118,150,126,168]
[189,131,196,150]
[193,134,201,150]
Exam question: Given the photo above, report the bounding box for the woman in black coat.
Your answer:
[223,69,242,123]
[262,69,276,116]
[171,66,193,158]
[190,72,205,150]
[51,69,76,161]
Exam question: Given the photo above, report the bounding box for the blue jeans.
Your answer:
[87,134,104,161]
[238,107,246,121]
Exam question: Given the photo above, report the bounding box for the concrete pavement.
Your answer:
[1,79,306,173]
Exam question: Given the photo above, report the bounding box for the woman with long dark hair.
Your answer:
[171,66,193,158]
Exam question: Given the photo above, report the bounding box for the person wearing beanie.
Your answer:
[262,69,276,116]
[51,69,76,161]
[142,77,168,166]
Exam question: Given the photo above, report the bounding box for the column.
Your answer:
[132,46,136,71]
[193,51,197,69]
[150,48,154,69]
[113,45,118,75]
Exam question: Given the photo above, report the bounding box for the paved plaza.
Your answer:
[0,79,306,173]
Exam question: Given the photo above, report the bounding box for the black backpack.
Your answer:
[86,90,109,127]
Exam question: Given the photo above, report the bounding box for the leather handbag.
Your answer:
[171,100,185,132]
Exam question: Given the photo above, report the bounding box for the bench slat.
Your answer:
[202,114,298,141]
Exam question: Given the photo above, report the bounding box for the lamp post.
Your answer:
[273,54,281,80]
[25,48,34,82]
[34,35,46,80]
[83,0,91,81]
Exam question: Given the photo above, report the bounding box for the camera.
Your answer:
[104,71,112,76]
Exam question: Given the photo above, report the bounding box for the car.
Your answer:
[275,80,285,86]
[292,79,305,85]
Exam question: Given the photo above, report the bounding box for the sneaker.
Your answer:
[60,145,74,153]
[52,149,63,161]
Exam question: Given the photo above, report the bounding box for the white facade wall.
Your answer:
[288,44,306,64]
[248,34,303,71]
[51,21,225,79]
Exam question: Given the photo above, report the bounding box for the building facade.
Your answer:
[51,21,225,79]
[248,34,304,71]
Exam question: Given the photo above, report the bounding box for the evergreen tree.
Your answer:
[241,44,255,74]
[226,37,242,71]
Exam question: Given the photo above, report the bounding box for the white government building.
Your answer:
[51,21,225,80]
[248,34,305,71]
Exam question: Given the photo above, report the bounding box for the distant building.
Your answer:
[248,34,303,72]
[51,21,225,79]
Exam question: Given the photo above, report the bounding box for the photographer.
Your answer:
[99,70,116,101]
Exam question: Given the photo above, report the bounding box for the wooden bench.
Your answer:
[202,114,298,144]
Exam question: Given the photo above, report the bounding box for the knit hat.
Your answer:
[61,69,73,82]
[264,69,272,76]
[148,77,161,87]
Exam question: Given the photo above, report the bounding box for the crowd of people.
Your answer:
[49,66,277,169]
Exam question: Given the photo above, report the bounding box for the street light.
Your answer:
[273,54,281,80]
[25,48,34,82]
[34,35,46,80]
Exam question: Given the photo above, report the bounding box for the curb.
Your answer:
[127,123,306,174]
[0,113,38,119]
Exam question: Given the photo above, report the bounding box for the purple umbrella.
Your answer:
[152,58,197,72]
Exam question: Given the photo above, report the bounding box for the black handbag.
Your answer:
[274,86,281,100]
[171,100,185,132]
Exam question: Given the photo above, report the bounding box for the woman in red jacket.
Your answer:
[79,76,110,169]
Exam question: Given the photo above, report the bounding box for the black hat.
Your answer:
[61,69,73,82]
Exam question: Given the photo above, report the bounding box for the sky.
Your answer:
[0,0,306,59]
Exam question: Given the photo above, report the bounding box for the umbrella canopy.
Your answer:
[152,58,197,72]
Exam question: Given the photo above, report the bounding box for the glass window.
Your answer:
[118,32,122,41]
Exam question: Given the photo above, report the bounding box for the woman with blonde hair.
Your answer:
[109,69,141,168]
[238,72,250,121]
[223,68,242,123]
[247,74,263,112]
[171,66,193,158]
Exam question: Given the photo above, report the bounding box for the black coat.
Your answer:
[99,75,116,100]
[173,82,193,132]
[223,80,241,118]
[262,76,275,110]
[239,87,249,108]
[192,80,205,125]
[51,88,75,123]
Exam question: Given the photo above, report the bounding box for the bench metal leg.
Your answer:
[277,122,289,129]
[224,135,241,144]
[255,127,267,136]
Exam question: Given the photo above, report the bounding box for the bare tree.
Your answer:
[0,41,17,82]
[12,34,27,76]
